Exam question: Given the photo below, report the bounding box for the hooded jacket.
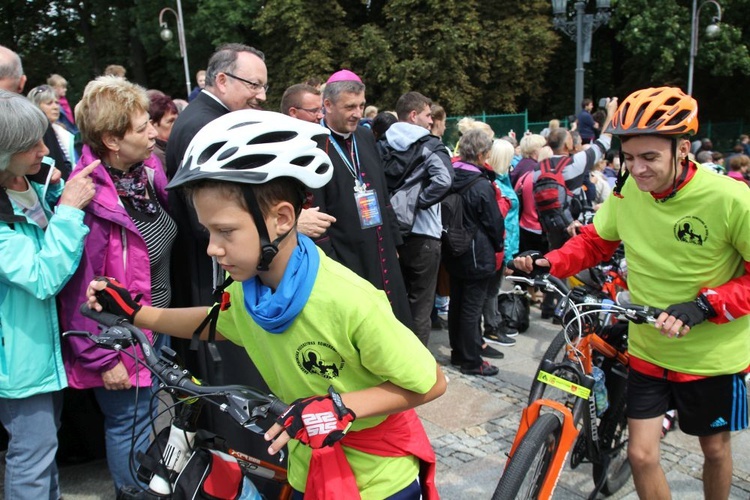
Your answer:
[59,145,168,389]
[0,177,88,399]
[443,161,505,279]
[381,122,453,239]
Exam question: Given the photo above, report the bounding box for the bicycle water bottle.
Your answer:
[591,366,609,416]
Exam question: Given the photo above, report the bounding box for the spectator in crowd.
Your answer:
[47,73,77,134]
[741,134,750,156]
[539,118,560,140]
[590,158,612,209]
[696,150,724,175]
[482,138,519,347]
[280,83,324,124]
[430,103,447,141]
[444,129,505,376]
[727,154,750,186]
[58,76,176,495]
[360,104,378,129]
[166,43,267,311]
[510,133,546,187]
[188,69,206,101]
[536,98,617,319]
[372,111,398,141]
[312,69,412,327]
[103,64,126,78]
[148,93,178,171]
[0,89,96,500]
[429,103,451,328]
[379,91,453,345]
[27,85,78,169]
[172,98,188,113]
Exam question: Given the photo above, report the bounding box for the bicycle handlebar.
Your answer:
[65,304,288,433]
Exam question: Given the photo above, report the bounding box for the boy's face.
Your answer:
[621,135,689,194]
[194,188,262,282]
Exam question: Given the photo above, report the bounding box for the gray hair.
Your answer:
[0,45,23,81]
[0,89,48,171]
[27,85,57,107]
[323,80,366,103]
[205,43,265,87]
[458,129,494,165]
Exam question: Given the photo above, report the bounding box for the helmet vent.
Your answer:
[220,154,275,170]
[290,156,314,167]
[316,163,331,175]
[217,146,239,161]
[228,121,260,131]
[198,142,226,164]
[663,97,680,107]
[247,131,297,145]
[666,110,691,127]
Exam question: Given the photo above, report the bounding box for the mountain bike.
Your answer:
[492,273,661,500]
[64,304,291,499]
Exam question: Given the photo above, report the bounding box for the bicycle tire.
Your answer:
[492,413,562,500]
[528,328,578,404]
[592,386,631,495]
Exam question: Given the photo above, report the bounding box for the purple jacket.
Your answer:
[59,145,168,389]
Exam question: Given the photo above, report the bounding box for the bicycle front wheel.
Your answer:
[493,413,562,500]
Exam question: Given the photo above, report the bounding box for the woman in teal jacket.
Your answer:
[0,90,96,500]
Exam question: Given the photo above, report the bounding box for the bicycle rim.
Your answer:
[493,413,562,500]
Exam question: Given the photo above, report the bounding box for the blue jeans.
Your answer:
[0,391,62,500]
[94,385,156,494]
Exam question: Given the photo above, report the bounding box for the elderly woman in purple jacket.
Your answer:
[58,76,176,494]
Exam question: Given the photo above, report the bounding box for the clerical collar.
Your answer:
[321,119,351,140]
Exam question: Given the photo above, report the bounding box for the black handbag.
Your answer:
[497,287,531,332]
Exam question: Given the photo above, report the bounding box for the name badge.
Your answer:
[354,189,382,229]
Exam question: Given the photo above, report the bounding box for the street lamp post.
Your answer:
[551,0,611,115]
[159,0,191,99]
[687,0,722,96]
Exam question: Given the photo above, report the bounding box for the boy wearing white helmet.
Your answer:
[84,110,446,499]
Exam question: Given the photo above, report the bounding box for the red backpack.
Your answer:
[532,156,574,232]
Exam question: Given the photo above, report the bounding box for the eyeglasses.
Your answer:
[32,85,52,95]
[224,72,269,93]
[295,107,322,115]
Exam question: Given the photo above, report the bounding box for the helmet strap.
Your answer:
[612,150,629,198]
[241,186,290,271]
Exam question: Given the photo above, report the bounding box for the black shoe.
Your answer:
[498,324,519,338]
[482,345,505,359]
[461,360,499,376]
[484,332,516,347]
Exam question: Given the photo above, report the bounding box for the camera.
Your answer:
[598,97,609,109]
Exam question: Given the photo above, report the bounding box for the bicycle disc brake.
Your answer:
[570,433,588,469]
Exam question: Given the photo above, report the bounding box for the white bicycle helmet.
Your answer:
[168,109,333,190]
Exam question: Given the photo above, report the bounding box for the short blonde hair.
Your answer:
[76,75,149,156]
[488,139,515,175]
[519,134,547,158]
[457,117,494,138]
[47,74,67,88]
[537,145,554,162]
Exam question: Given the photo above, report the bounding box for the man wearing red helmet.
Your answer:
[514,87,749,499]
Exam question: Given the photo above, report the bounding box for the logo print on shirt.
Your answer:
[295,341,344,380]
[673,216,708,246]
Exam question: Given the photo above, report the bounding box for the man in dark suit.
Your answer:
[166,43,267,307]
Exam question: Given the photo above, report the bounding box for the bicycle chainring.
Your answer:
[570,434,587,469]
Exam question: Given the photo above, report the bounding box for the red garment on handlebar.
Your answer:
[304,409,437,499]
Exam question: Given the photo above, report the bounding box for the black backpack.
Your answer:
[440,176,483,256]
[533,156,574,232]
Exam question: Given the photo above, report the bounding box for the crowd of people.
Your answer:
[1,40,748,500]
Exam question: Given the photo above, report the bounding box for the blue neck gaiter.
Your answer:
[242,234,319,333]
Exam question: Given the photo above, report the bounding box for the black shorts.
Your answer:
[627,368,748,436]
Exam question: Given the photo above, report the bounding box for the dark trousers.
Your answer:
[398,235,442,346]
[482,267,505,332]
[448,274,492,369]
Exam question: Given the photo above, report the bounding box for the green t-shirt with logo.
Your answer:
[216,248,437,496]
[594,166,750,375]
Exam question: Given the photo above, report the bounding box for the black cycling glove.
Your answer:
[664,295,716,328]
[94,276,142,323]
[511,250,550,278]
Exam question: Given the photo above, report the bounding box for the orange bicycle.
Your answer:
[493,274,661,500]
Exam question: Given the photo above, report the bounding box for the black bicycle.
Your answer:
[65,304,291,499]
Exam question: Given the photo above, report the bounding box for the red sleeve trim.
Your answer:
[545,224,621,278]
[701,261,750,324]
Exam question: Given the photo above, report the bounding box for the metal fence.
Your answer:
[446,113,747,154]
